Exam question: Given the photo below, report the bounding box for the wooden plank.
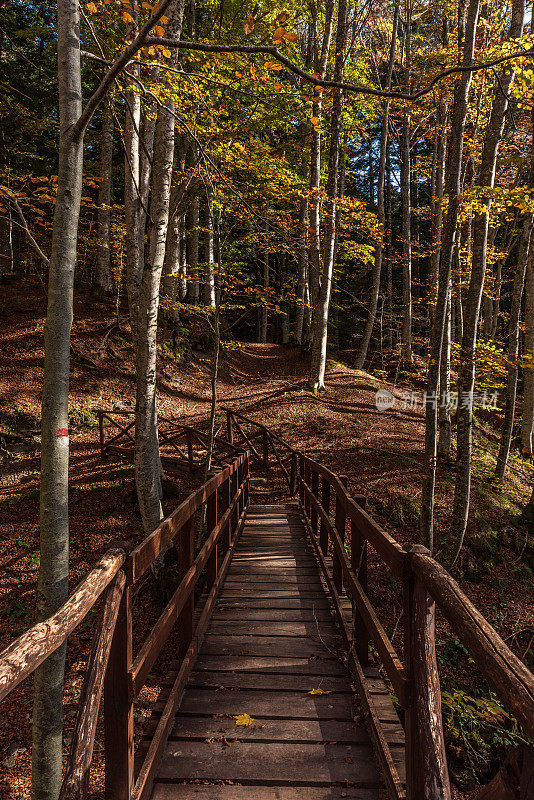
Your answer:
[164,716,403,745]
[176,688,355,719]
[223,575,323,585]
[212,608,332,621]
[218,590,328,601]
[193,655,347,675]
[202,635,339,658]
[215,598,331,610]
[184,670,350,692]
[207,621,339,638]
[152,785,377,800]
[157,740,403,785]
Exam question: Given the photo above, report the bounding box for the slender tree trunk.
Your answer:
[448,0,525,565]
[187,193,200,302]
[162,192,181,321]
[308,0,334,308]
[420,0,481,552]
[386,145,393,349]
[308,0,347,390]
[124,43,142,344]
[32,0,84,797]
[135,0,185,534]
[438,285,452,459]
[260,221,269,342]
[355,0,399,368]
[400,8,412,362]
[95,95,114,294]
[522,247,534,451]
[429,108,448,316]
[495,213,533,481]
[202,192,216,307]
[295,195,308,345]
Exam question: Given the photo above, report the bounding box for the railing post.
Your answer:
[243,454,249,509]
[104,562,133,800]
[304,462,311,518]
[351,496,369,666]
[178,517,195,657]
[290,453,297,495]
[206,491,218,589]
[310,468,319,536]
[227,411,234,444]
[333,476,347,594]
[221,476,231,553]
[186,429,194,472]
[299,455,305,507]
[230,466,238,538]
[404,545,451,800]
[262,428,269,468]
[319,478,330,556]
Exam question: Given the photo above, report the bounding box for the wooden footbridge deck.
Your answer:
[1,410,533,800]
[149,502,404,799]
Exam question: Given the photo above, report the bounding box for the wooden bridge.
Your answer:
[1,411,533,800]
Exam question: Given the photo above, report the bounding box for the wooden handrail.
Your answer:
[291,445,534,800]
[0,546,126,701]
[412,552,534,740]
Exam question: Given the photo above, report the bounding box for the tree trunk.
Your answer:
[448,0,525,565]
[124,46,142,345]
[134,0,185,535]
[355,0,399,369]
[32,0,84,797]
[162,195,181,322]
[494,214,532,481]
[420,0,481,552]
[260,221,269,342]
[438,285,452,459]
[295,195,308,346]
[400,10,412,363]
[308,0,334,309]
[308,0,347,390]
[386,144,393,350]
[429,108,448,317]
[522,247,534,452]
[187,192,200,303]
[202,191,216,307]
[95,95,114,295]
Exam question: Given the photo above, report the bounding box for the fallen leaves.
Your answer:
[308,688,331,695]
[234,713,255,726]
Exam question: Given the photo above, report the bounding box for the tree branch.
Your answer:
[0,192,50,267]
[145,39,534,100]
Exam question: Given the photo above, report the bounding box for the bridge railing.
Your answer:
[219,409,534,800]
[0,450,250,800]
[97,410,242,471]
[296,452,534,800]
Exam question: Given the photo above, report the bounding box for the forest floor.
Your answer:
[0,277,533,799]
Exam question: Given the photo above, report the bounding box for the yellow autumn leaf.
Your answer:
[162,47,171,58]
[268,62,283,71]
[160,14,168,22]
[311,116,319,125]
[234,713,255,726]
[235,71,243,78]
[121,10,135,23]
[153,24,165,36]
[308,688,331,695]
[86,2,98,11]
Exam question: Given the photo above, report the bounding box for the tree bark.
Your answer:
[308,0,347,390]
[355,0,399,369]
[420,0,481,552]
[187,192,200,303]
[495,212,533,481]
[124,37,142,345]
[522,247,534,452]
[95,95,114,295]
[260,221,269,342]
[400,10,412,363]
[295,194,308,346]
[438,285,452,459]
[32,0,84,797]
[448,0,525,565]
[202,191,216,307]
[134,0,185,535]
